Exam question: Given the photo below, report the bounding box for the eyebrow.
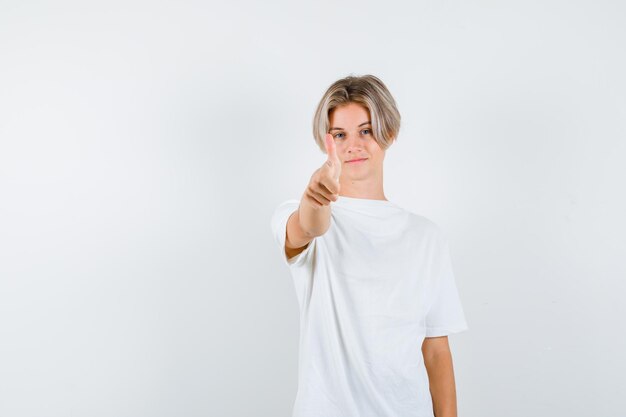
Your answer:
[329,121,371,131]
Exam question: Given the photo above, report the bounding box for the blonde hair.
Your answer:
[312,74,401,153]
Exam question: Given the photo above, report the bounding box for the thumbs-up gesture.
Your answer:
[304,134,342,207]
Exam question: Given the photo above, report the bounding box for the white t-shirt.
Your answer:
[270,195,469,417]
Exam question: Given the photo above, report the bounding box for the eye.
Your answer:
[333,133,344,139]
[361,129,371,135]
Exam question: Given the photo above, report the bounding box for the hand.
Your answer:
[304,133,341,207]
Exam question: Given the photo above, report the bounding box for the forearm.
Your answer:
[423,351,459,417]
[298,191,332,237]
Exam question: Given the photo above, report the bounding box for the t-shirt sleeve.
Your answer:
[270,199,317,268]
[424,233,469,337]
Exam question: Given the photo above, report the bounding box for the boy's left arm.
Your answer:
[422,336,459,417]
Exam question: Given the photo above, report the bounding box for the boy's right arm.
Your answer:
[284,208,315,260]
[284,133,342,259]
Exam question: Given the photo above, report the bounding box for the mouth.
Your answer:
[346,158,368,164]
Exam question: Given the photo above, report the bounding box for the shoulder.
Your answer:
[273,199,300,211]
[404,210,446,239]
[270,199,300,232]
[271,199,300,220]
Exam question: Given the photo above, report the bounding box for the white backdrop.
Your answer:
[1,1,625,416]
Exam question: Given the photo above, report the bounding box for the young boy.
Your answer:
[270,74,469,417]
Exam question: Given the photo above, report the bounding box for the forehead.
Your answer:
[329,103,370,125]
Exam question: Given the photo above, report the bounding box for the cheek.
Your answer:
[367,147,383,159]
[367,141,383,154]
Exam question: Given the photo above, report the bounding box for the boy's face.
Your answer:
[328,102,386,182]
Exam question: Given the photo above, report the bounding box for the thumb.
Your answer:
[324,133,339,163]
[324,133,341,180]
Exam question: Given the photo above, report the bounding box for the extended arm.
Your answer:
[284,133,342,260]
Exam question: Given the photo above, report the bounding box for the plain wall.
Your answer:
[1,1,624,416]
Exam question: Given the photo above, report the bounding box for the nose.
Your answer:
[343,133,364,153]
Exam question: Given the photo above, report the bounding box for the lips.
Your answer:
[346,158,368,163]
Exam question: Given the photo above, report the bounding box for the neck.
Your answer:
[339,177,386,201]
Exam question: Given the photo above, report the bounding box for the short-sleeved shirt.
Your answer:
[270,195,469,417]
